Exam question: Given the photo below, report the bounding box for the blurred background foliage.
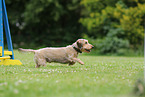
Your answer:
[4,0,145,55]
[6,0,82,47]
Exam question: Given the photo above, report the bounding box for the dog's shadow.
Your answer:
[27,63,80,69]
[47,65,77,69]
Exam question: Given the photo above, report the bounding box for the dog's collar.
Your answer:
[72,45,82,53]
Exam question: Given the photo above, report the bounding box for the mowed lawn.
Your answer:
[0,50,144,97]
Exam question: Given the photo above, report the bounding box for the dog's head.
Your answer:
[75,39,94,53]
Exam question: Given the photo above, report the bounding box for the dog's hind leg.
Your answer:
[35,59,46,68]
[69,62,75,66]
[35,63,40,68]
[34,54,46,68]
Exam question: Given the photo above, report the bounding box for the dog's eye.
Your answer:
[85,42,87,44]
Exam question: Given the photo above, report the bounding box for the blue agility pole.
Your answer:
[2,0,14,59]
[0,0,22,65]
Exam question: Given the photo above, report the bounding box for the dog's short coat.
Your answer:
[19,39,94,68]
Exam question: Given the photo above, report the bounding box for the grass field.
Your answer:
[0,50,144,97]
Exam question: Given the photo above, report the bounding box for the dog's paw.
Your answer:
[81,62,84,65]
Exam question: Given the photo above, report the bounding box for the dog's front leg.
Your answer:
[72,58,84,65]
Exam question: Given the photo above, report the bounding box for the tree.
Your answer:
[80,0,145,54]
[6,0,82,48]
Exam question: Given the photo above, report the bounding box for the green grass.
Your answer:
[0,50,144,97]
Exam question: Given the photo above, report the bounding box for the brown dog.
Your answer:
[19,39,94,68]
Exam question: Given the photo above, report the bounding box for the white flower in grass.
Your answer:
[74,70,76,72]
[28,69,31,72]
[18,79,23,83]
[24,69,26,72]
[15,79,23,86]
[39,87,43,91]
[14,89,19,94]
[56,80,59,83]
[36,79,40,82]
[127,79,130,82]
[0,82,7,86]
[15,82,18,86]
[39,69,42,72]
[4,82,7,85]
[80,83,83,86]
[42,69,45,72]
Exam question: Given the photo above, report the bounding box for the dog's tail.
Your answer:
[18,48,37,53]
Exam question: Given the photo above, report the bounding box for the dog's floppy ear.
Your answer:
[77,39,82,49]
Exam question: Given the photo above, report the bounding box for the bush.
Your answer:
[80,0,145,49]
[98,37,129,54]
[83,28,130,55]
